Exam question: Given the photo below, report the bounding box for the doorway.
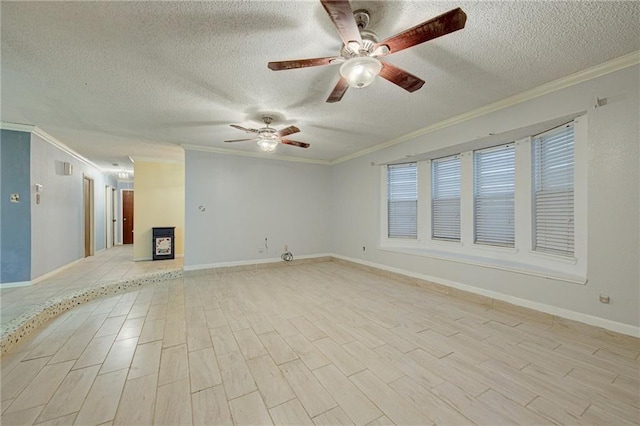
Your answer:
[83,176,94,257]
[105,185,115,248]
[122,189,134,244]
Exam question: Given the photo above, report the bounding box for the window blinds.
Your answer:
[387,163,418,239]
[533,123,574,256]
[474,144,515,247]
[432,155,461,241]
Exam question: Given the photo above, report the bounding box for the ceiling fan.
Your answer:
[268,0,466,103]
[224,116,310,152]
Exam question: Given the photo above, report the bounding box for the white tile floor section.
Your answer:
[1,246,639,425]
[0,246,182,325]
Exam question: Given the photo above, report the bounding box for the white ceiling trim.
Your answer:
[330,51,640,166]
[1,122,103,171]
[379,112,584,166]
[130,157,184,164]
[32,127,103,171]
[182,143,332,166]
[0,122,36,133]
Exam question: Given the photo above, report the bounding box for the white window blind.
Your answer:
[387,163,418,239]
[432,155,461,241]
[533,123,574,256]
[474,144,515,247]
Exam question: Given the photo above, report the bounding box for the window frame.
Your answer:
[379,116,587,283]
[473,143,516,248]
[385,162,419,240]
[532,123,575,257]
[431,154,461,242]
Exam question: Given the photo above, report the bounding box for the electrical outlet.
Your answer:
[599,294,610,304]
[10,193,20,203]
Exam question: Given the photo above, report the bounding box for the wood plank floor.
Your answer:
[1,261,638,425]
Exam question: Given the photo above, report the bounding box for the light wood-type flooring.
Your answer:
[1,260,638,425]
[0,246,182,325]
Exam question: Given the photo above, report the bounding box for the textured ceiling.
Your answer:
[2,1,639,173]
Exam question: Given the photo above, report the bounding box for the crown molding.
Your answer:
[331,50,640,165]
[0,122,35,133]
[181,143,332,166]
[31,127,103,170]
[130,156,184,164]
[1,122,104,171]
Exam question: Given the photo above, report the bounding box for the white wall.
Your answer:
[331,65,640,330]
[184,150,331,269]
[30,132,114,280]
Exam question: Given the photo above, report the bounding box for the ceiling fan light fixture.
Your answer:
[339,56,382,88]
[257,138,278,152]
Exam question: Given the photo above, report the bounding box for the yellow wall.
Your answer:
[133,161,185,260]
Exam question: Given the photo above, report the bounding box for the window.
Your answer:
[533,123,574,256]
[387,163,418,239]
[379,117,585,281]
[431,155,461,241]
[474,144,515,247]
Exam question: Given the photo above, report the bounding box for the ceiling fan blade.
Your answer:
[373,8,467,56]
[230,124,259,133]
[281,139,310,148]
[224,138,256,143]
[379,61,425,93]
[320,0,363,47]
[326,76,349,103]
[268,57,337,71]
[277,125,300,137]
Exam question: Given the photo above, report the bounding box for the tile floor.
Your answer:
[0,245,182,326]
[1,254,639,425]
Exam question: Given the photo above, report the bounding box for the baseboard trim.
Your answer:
[183,253,333,273]
[31,258,85,285]
[133,255,184,262]
[331,253,640,338]
[0,281,32,288]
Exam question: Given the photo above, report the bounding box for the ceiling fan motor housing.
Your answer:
[341,29,379,58]
[258,116,278,139]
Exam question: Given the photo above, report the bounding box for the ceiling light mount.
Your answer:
[353,9,370,30]
[261,115,273,126]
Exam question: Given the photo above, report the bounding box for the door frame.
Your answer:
[83,175,95,257]
[105,185,115,249]
[121,188,134,245]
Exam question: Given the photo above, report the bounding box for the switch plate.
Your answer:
[10,193,20,203]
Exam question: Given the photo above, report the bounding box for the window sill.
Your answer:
[528,249,577,264]
[378,245,586,284]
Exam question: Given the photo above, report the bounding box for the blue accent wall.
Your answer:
[1,130,31,283]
